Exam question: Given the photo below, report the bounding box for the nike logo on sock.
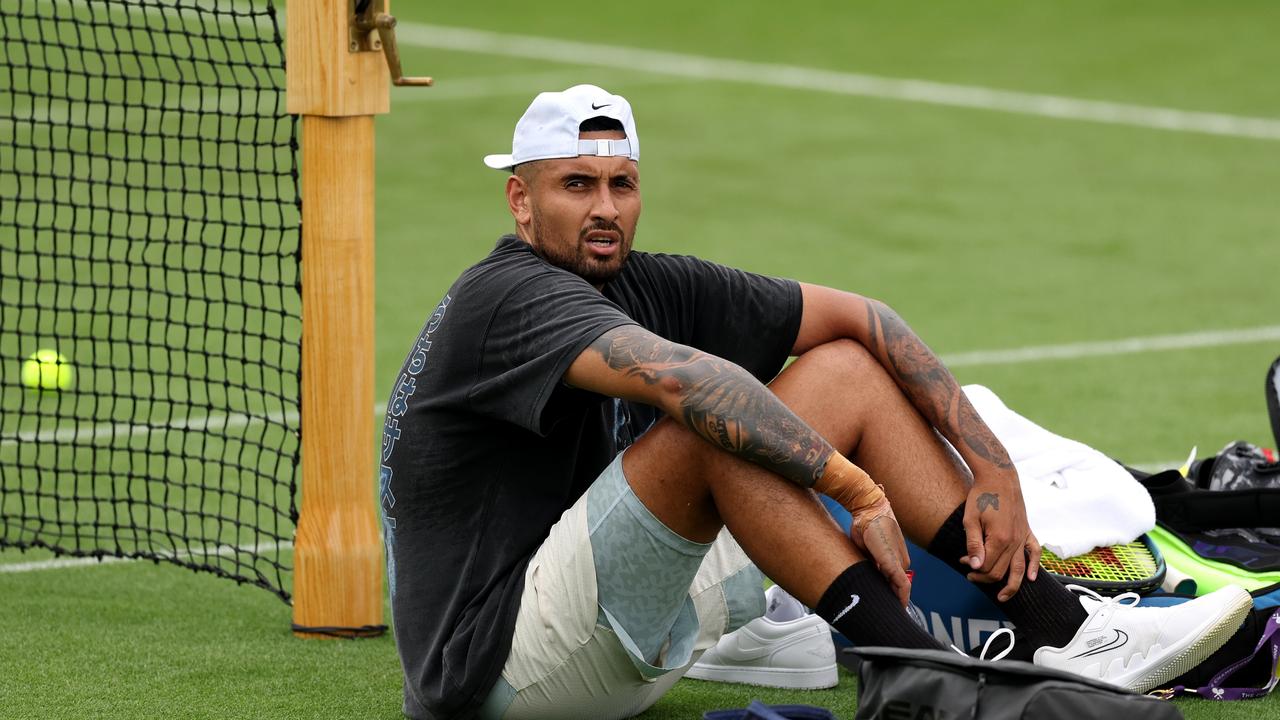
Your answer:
[832,594,861,623]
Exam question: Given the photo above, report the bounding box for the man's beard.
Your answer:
[529,211,633,285]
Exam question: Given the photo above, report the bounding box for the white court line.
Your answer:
[395,23,1280,141]
[392,71,680,103]
[940,325,1280,368]
[0,540,291,573]
[22,2,1280,140]
[0,407,297,447]
[3,324,1276,448]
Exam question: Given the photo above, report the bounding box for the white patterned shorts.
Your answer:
[477,451,765,720]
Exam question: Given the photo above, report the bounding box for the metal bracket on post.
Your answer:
[350,0,433,87]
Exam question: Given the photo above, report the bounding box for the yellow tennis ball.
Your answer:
[21,349,74,391]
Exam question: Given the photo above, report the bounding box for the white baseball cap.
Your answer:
[483,84,640,172]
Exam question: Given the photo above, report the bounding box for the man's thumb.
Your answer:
[963,518,984,569]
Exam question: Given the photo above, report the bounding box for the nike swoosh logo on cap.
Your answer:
[591,102,611,110]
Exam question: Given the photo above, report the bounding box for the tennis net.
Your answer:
[0,0,300,601]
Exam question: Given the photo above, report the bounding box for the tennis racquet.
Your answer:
[1038,533,1166,596]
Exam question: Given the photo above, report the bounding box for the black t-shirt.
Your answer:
[382,235,802,719]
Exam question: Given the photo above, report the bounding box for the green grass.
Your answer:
[4,0,1280,718]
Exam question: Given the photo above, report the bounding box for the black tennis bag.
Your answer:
[847,646,1183,720]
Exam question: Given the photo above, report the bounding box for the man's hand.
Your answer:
[795,288,1042,602]
[959,469,1042,602]
[849,496,912,607]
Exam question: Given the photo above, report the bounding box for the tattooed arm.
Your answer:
[565,324,912,602]
[795,283,1041,601]
[568,325,835,486]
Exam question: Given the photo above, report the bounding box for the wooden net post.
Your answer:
[286,0,390,638]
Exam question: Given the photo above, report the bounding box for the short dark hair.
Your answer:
[579,116,625,133]
[514,162,539,183]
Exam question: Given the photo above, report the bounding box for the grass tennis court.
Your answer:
[3,1,1278,717]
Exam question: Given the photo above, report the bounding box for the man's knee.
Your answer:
[619,418,721,541]
[787,338,885,384]
[628,416,709,471]
[625,338,891,502]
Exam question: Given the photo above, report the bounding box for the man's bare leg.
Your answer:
[619,339,1251,686]
[622,339,967,606]
[622,339,1095,659]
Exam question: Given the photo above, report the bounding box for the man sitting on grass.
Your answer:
[380,84,1251,720]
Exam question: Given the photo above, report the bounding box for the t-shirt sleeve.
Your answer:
[467,270,637,435]
[677,256,802,382]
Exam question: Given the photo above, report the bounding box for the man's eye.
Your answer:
[565,180,587,189]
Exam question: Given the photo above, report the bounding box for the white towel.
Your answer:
[962,384,1155,559]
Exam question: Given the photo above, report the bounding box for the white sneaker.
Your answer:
[1034,584,1252,694]
[685,586,838,689]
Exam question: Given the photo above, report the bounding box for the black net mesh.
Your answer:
[0,0,300,602]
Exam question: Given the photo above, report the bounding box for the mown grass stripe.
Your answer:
[396,23,1280,141]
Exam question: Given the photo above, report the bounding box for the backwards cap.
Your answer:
[483,84,639,172]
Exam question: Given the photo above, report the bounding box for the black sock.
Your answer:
[926,503,1087,658]
[815,562,943,650]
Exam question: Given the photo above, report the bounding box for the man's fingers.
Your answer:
[864,516,912,606]
[985,544,1013,584]
[894,536,912,606]
[966,548,1012,585]
[978,531,1012,577]
[894,569,911,607]
[998,549,1027,602]
[969,533,1013,583]
[962,513,984,570]
[879,560,911,607]
[1027,536,1042,582]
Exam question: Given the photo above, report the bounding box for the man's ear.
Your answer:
[506,174,533,226]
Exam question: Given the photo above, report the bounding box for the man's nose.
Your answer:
[590,184,620,223]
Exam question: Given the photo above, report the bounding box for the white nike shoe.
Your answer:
[685,586,838,689]
[1034,584,1252,694]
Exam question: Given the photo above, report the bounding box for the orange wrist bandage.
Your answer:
[814,453,894,548]
[813,453,883,512]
